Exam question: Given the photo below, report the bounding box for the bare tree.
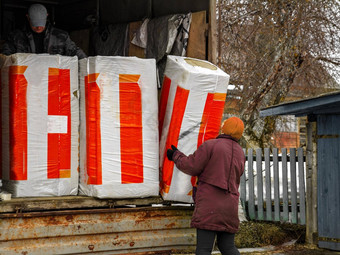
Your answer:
[218,0,340,148]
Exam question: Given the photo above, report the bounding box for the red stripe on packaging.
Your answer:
[85,73,102,184]
[158,76,171,138]
[9,66,28,180]
[198,92,227,144]
[161,86,189,194]
[48,68,71,179]
[119,74,143,184]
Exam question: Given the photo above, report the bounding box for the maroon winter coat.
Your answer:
[172,134,245,233]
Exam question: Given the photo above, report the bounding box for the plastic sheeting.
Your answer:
[159,56,230,203]
[145,14,192,62]
[79,56,159,199]
[132,14,192,86]
[92,23,129,56]
[132,14,192,61]
[0,53,79,197]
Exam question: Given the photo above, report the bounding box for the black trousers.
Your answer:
[196,228,240,255]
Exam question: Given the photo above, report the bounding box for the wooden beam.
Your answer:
[187,11,207,60]
[128,21,146,58]
[305,121,318,244]
[0,196,166,214]
[208,0,217,64]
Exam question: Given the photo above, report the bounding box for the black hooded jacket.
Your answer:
[1,22,86,59]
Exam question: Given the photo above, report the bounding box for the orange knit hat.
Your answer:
[221,117,244,140]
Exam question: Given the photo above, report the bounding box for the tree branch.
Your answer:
[315,56,340,66]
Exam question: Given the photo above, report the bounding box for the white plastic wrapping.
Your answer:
[159,56,230,203]
[0,53,79,197]
[79,56,159,199]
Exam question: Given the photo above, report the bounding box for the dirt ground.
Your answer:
[235,221,339,254]
[173,221,340,255]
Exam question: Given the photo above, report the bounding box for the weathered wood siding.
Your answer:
[317,115,340,251]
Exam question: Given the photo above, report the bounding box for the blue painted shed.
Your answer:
[260,91,340,251]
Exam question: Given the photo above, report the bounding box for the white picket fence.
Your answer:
[240,148,306,224]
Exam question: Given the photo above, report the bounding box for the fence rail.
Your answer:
[240,148,306,225]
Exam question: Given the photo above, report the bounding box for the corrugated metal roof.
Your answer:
[260,91,340,117]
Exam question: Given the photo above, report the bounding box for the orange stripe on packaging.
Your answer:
[197,93,215,146]
[85,73,102,185]
[161,85,189,193]
[9,65,28,181]
[158,76,171,138]
[198,92,227,143]
[59,169,71,178]
[119,74,140,83]
[48,68,71,179]
[205,92,227,140]
[213,92,227,101]
[119,74,143,184]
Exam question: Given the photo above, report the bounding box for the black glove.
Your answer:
[167,145,178,161]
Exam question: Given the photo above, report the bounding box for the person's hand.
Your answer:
[167,145,178,161]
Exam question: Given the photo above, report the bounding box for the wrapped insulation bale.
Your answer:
[159,56,230,203]
[0,53,79,197]
[79,56,159,198]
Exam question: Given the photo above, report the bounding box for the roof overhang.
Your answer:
[260,91,340,117]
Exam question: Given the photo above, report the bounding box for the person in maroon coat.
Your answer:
[167,116,245,255]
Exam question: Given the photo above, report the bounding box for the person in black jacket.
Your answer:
[1,3,86,59]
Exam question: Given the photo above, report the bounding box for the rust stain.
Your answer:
[21,252,28,255]
[129,241,135,247]
[165,222,176,228]
[65,215,74,222]
[77,225,81,230]
[47,216,61,225]
[88,244,94,250]
[144,211,151,218]
[134,217,145,224]
[112,240,121,246]
[134,212,163,224]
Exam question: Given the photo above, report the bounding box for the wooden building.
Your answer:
[260,91,340,251]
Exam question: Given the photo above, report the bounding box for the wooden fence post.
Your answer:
[298,148,306,224]
[256,148,264,220]
[273,148,280,221]
[265,148,272,221]
[282,148,289,222]
[248,149,256,220]
[290,148,298,224]
[240,149,247,210]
